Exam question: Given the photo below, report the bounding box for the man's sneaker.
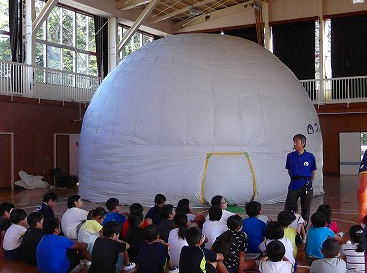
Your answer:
[169,266,179,273]
[84,260,91,266]
[122,262,136,270]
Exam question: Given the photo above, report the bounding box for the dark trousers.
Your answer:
[284,186,313,225]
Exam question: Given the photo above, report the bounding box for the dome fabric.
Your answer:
[79,34,323,206]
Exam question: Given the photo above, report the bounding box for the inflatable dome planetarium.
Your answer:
[79,34,323,206]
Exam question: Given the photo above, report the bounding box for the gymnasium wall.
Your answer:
[0,95,85,187]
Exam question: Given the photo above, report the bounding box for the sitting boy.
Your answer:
[310,238,346,273]
[103,198,126,226]
[179,226,225,273]
[122,203,152,238]
[277,211,297,257]
[138,224,177,273]
[145,194,166,225]
[36,192,58,218]
[61,195,89,239]
[0,202,15,258]
[157,204,175,243]
[21,212,45,265]
[306,212,344,264]
[89,221,132,273]
[36,217,89,273]
[259,240,294,273]
[3,208,27,260]
[242,201,266,253]
[202,206,227,250]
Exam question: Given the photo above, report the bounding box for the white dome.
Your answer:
[79,34,323,206]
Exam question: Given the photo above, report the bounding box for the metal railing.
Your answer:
[0,60,102,103]
[301,75,367,106]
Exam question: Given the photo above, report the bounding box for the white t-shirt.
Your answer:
[3,224,27,250]
[61,207,89,239]
[259,260,294,273]
[289,213,305,229]
[168,228,188,267]
[259,238,295,265]
[310,257,347,273]
[202,220,228,250]
[78,219,102,253]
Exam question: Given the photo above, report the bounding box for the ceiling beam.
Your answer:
[117,0,151,10]
[116,0,161,54]
[149,0,216,24]
[174,0,254,31]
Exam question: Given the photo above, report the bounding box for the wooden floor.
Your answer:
[0,174,360,273]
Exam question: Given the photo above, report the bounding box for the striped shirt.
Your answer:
[341,243,365,272]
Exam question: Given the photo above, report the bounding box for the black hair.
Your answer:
[277,211,295,227]
[265,221,284,239]
[124,213,144,241]
[0,202,15,217]
[322,238,340,258]
[129,203,144,214]
[316,204,332,225]
[91,207,106,219]
[176,199,191,215]
[144,224,160,243]
[67,195,81,208]
[185,226,202,246]
[106,198,119,211]
[43,217,60,234]
[43,192,58,203]
[10,208,27,224]
[349,225,364,252]
[154,194,166,206]
[27,212,44,227]
[211,195,224,207]
[173,213,188,240]
[266,240,285,262]
[286,202,298,214]
[310,212,327,228]
[102,221,121,238]
[227,215,242,231]
[245,201,262,218]
[153,194,166,216]
[160,204,174,219]
[208,206,222,221]
[293,134,307,148]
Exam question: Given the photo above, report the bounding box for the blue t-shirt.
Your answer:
[242,217,266,253]
[103,212,126,226]
[305,226,335,258]
[285,150,317,190]
[36,234,75,273]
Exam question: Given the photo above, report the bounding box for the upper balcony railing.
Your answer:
[0,60,102,103]
[300,76,367,106]
[1,60,367,106]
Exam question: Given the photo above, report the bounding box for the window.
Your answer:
[35,0,97,76]
[0,0,11,61]
[117,25,154,62]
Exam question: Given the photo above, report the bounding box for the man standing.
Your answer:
[285,134,316,226]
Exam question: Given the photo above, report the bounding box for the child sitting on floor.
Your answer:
[316,204,338,234]
[157,204,175,243]
[35,192,58,219]
[102,197,126,226]
[180,226,225,273]
[259,240,294,273]
[89,221,133,273]
[287,202,306,243]
[145,194,166,225]
[122,203,152,238]
[340,225,365,273]
[3,208,27,260]
[21,211,45,265]
[0,202,15,258]
[138,224,178,273]
[277,211,298,257]
[242,201,266,254]
[310,238,346,273]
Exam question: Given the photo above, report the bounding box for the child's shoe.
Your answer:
[122,262,136,270]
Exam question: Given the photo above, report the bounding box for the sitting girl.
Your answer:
[340,225,365,273]
[317,204,338,234]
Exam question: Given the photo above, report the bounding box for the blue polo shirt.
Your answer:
[285,150,316,190]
